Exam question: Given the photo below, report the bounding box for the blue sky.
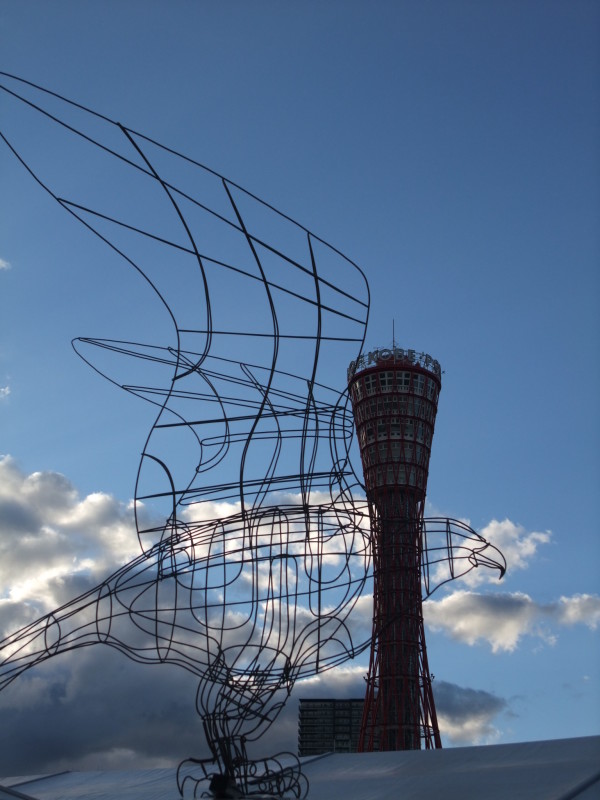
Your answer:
[0,0,599,775]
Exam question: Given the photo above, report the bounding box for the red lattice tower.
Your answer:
[348,346,443,751]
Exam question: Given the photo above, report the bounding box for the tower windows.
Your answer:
[379,371,394,392]
[426,378,437,400]
[398,372,411,391]
[364,375,377,395]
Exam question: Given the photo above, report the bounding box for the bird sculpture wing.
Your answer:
[0,72,373,708]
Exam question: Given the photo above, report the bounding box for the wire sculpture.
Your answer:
[0,73,506,798]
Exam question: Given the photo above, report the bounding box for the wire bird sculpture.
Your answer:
[0,74,506,798]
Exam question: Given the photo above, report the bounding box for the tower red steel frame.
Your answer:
[348,346,443,751]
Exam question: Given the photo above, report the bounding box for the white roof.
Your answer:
[2,736,599,800]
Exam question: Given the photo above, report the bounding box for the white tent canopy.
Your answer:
[2,736,599,800]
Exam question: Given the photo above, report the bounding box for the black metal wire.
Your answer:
[0,73,506,798]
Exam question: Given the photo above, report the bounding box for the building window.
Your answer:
[298,699,365,756]
[379,371,394,392]
[399,371,411,391]
[365,374,377,395]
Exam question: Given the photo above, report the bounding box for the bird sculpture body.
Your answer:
[0,73,505,799]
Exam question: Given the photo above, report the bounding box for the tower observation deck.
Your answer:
[347,346,443,751]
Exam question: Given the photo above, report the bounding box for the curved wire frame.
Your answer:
[421,517,506,597]
[0,73,505,797]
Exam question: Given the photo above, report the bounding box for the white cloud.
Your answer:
[556,594,600,629]
[449,518,551,589]
[0,258,10,271]
[425,591,541,652]
[418,515,549,594]
[0,457,373,745]
[0,458,585,669]
[424,589,600,652]
[0,387,9,400]
[0,457,594,774]
[0,455,139,618]
[480,518,551,571]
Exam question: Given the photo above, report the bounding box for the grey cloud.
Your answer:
[0,457,576,774]
[434,681,508,745]
[0,646,203,776]
[258,670,510,758]
[0,498,39,535]
[434,681,506,722]
[0,636,511,777]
